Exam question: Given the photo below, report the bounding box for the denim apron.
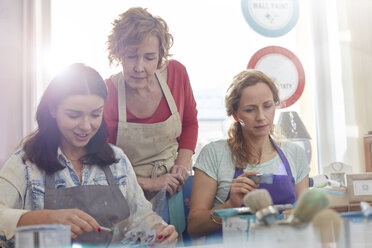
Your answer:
[112,71,185,235]
[206,136,297,244]
[44,165,130,246]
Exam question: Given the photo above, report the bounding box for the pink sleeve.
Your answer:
[170,61,199,152]
[103,79,119,145]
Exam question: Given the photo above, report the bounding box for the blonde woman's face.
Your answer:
[121,35,160,90]
[235,82,276,140]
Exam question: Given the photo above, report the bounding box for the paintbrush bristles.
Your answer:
[243,189,273,213]
[293,189,330,225]
[312,209,342,244]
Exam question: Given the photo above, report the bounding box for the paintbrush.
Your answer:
[213,207,252,217]
[248,173,274,184]
[312,208,342,247]
[99,225,113,233]
[290,188,330,227]
[243,189,278,226]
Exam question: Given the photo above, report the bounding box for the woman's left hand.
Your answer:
[153,223,178,246]
[170,165,189,190]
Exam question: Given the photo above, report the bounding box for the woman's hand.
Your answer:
[144,174,181,197]
[153,223,178,246]
[47,209,100,239]
[18,209,100,239]
[228,171,260,207]
[170,165,189,191]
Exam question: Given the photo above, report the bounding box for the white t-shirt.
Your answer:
[193,139,310,208]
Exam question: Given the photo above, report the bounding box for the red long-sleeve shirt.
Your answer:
[103,59,198,152]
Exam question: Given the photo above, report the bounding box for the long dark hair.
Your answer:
[22,63,118,173]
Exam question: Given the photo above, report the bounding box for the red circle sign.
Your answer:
[247,46,305,108]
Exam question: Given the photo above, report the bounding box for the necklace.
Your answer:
[61,151,83,162]
[60,145,85,161]
[68,158,81,162]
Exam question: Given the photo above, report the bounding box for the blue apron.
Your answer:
[205,136,297,244]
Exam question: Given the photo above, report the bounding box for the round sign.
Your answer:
[247,46,305,108]
[241,0,299,37]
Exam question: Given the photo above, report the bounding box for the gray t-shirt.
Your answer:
[193,139,310,208]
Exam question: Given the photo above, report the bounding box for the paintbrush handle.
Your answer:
[99,226,113,233]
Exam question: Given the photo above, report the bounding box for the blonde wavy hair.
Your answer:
[225,70,280,169]
[107,7,173,69]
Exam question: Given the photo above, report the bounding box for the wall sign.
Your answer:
[247,46,305,108]
[241,0,299,37]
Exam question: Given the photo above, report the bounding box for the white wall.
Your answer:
[1,0,372,173]
[0,0,25,166]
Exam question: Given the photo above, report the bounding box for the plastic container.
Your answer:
[340,212,372,247]
[15,224,70,248]
[213,207,256,244]
[248,223,315,248]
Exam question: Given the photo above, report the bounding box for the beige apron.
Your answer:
[113,70,186,235]
[114,70,182,191]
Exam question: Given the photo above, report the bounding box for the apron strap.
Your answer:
[102,165,124,199]
[269,136,294,178]
[116,69,178,123]
[102,165,115,185]
[45,172,55,190]
[154,70,178,115]
[116,72,127,123]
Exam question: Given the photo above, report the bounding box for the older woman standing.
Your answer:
[103,7,198,234]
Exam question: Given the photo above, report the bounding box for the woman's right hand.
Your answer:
[145,174,181,197]
[48,209,100,238]
[18,209,100,239]
[228,171,259,207]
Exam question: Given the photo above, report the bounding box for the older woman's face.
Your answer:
[235,82,276,140]
[121,35,160,90]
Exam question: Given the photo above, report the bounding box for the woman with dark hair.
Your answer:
[0,63,177,246]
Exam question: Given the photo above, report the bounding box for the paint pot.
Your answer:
[15,224,70,248]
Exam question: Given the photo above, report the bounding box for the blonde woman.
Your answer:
[187,70,309,243]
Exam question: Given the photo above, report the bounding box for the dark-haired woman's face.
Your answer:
[51,94,104,153]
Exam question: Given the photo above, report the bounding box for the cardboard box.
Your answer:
[322,186,348,208]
